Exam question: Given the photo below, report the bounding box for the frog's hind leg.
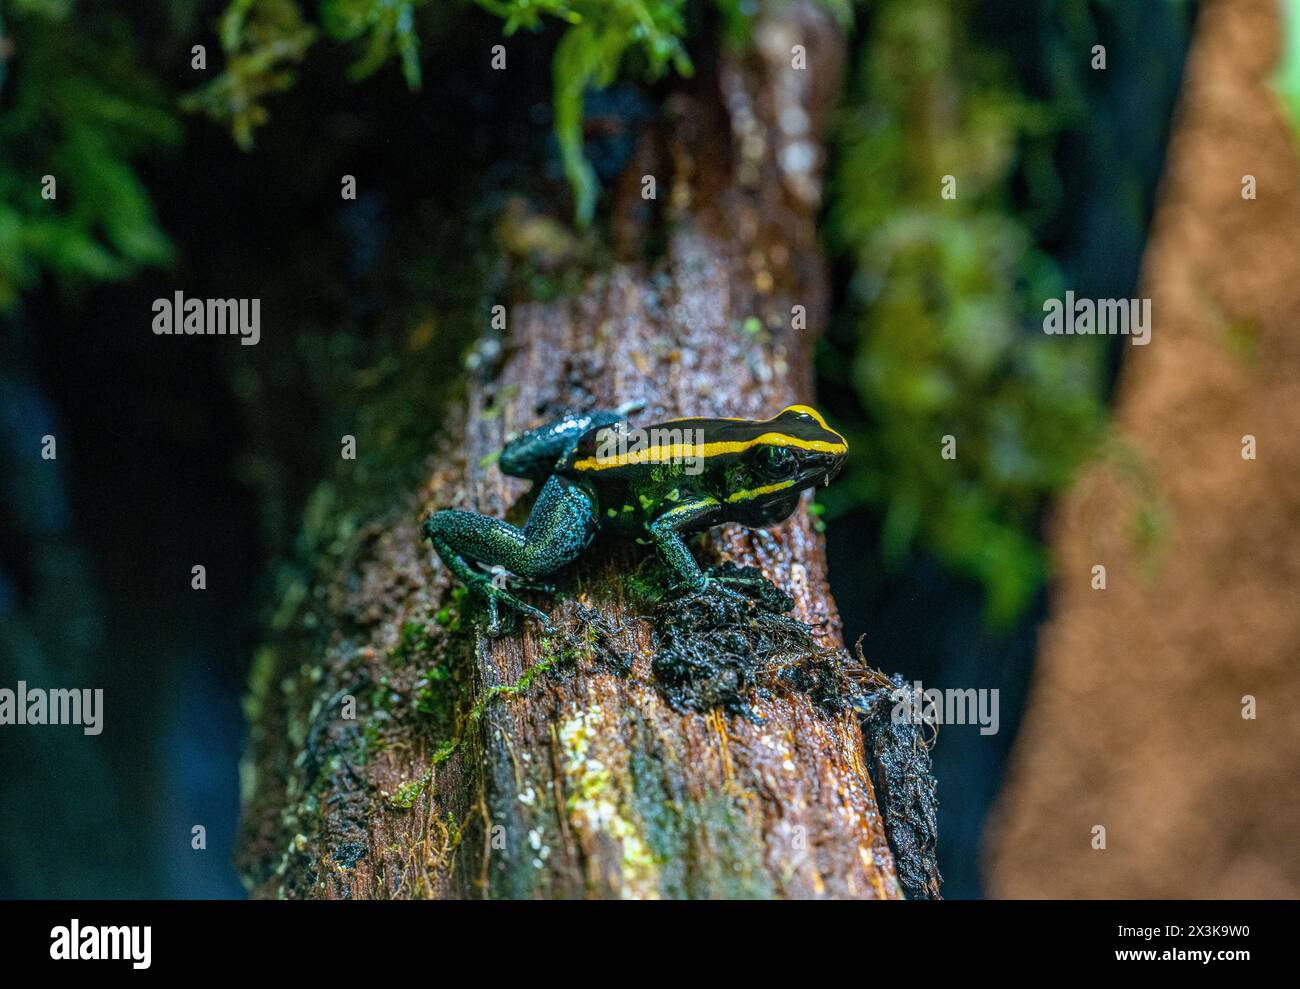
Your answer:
[499,403,642,481]
[424,476,598,634]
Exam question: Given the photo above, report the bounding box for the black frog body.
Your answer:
[423,405,847,633]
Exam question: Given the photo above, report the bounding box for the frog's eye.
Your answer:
[754,444,797,480]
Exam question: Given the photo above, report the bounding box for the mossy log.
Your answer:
[237,2,902,899]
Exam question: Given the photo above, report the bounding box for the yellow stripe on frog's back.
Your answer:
[570,431,848,473]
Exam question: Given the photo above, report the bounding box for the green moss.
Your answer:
[435,586,469,633]
[369,674,395,712]
[194,1,693,226]
[387,766,434,809]
[1276,0,1300,139]
[390,620,430,665]
[1,2,181,308]
[530,0,692,225]
[557,704,661,896]
[625,743,687,897]
[397,633,581,793]
[362,718,388,756]
[623,558,674,607]
[181,0,317,150]
[825,0,1108,626]
[1221,318,1261,366]
[477,636,571,705]
[807,501,827,533]
[414,652,463,741]
[1091,437,1170,580]
[679,792,774,899]
[243,645,279,725]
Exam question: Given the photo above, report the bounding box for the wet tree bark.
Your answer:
[237,2,902,899]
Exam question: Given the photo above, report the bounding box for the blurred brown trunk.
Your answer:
[236,2,902,899]
[985,0,1300,897]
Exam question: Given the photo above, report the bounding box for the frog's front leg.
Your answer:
[647,498,722,591]
[649,499,781,601]
[424,476,598,635]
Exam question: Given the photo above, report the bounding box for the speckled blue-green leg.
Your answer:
[424,476,598,634]
[648,498,721,591]
[499,404,641,481]
[649,498,772,600]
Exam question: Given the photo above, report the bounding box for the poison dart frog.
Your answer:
[423,404,848,634]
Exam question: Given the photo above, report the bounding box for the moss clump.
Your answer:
[389,632,585,813]
[434,586,469,633]
[390,620,432,665]
[191,1,695,225]
[387,766,434,809]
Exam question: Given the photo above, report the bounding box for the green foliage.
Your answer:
[0,2,180,308]
[180,0,316,149]
[1276,0,1300,135]
[826,0,1108,625]
[321,0,423,87]
[189,0,692,224]
[534,1,691,225]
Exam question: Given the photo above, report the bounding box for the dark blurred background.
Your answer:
[1,0,1199,897]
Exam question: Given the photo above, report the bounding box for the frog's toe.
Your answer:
[665,574,748,604]
[459,574,550,636]
[705,563,774,589]
[484,595,508,637]
[483,585,552,635]
[713,573,768,589]
[701,577,754,603]
[511,578,559,596]
[487,567,557,596]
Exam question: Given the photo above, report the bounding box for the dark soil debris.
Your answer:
[849,662,943,900]
[646,564,943,898]
[650,563,841,718]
